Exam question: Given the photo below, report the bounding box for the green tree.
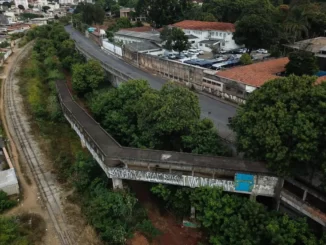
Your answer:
[18,4,25,10]
[286,50,319,76]
[240,53,253,65]
[111,4,120,17]
[182,118,230,155]
[230,75,326,176]
[202,13,217,21]
[137,82,200,151]
[75,3,105,25]
[72,152,104,192]
[42,6,50,13]
[233,14,281,52]
[160,27,190,53]
[85,180,140,243]
[107,17,132,33]
[0,190,17,213]
[72,60,104,94]
[88,80,153,145]
[136,0,192,28]
[284,6,309,42]
[202,0,258,23]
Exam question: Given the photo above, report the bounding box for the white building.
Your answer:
[172,20,241,52]
[14,0,28,9]
[59,0,75,4]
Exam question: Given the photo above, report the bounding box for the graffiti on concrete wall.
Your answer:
[107,168,236,191]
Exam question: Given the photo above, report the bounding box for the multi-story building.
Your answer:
[171,20,240,52]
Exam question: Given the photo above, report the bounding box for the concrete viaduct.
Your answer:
[56,80,326,227]
[58,25,326,228]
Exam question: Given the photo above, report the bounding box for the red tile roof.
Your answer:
[316,76,326,84]
[172,20,235,32]
[217,57,289,87]
[122,26,155,32]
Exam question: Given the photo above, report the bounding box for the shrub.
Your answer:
[0,190,17,213]
[240,53,253,65]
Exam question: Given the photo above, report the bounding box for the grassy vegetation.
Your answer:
[0,213,46,245]
[18,23,160,244]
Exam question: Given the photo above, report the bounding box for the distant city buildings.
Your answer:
[14,0,28,9]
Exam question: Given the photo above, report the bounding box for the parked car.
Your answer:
[168,54,177,60]
[176,53,186,59]
[219,49,227,54]
[256,49,268,54]
[238,48,248,54]
[188,49,200,55]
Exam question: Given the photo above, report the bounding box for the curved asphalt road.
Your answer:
[65,25,237,140]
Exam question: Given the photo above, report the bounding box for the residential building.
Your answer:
[114,26,161,45]
[59,0,75,4]
[119,7,146,21]
[14,0,28,9]
[28,17,53,25]
[171,20,240,52]
[7,23,30,34]
[120,7,134,18]
[284,37,326,70]
[4,11,17,24]
[0,14,9,25]
[202,57,289,104]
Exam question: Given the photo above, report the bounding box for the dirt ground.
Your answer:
[0,44,60,245]
[129,181,202,245]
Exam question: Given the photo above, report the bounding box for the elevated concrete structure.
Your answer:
[57,80,277,197]
[56,76,326,226]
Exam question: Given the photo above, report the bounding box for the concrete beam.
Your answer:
[281,190,326,226]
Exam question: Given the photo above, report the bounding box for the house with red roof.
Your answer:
[202,58,289,104]
[171,20,241,52]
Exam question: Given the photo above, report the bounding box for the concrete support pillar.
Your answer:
[112,178,123,189]
[303,190,307,201]
[81,139,86,148]
[190,206,196,219]
[250,194,256,201]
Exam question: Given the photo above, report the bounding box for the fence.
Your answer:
[123,46,205,89]
[102,40,122,56]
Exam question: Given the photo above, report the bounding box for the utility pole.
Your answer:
[137,41,139,67]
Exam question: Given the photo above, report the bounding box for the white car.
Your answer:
[238,48,248,54]
[188,49,200,55]
[256,49,268,54]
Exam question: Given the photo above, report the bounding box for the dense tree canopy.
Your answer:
[72,60,105,94]
[151,185,325,245]
[88,80,230,155]
[233,13,281,52]
[136,0,192,27]
[74,2,105,25]
[230,75,326,179]
[286,50,319,76]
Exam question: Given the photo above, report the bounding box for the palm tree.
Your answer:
[284,7,310,42]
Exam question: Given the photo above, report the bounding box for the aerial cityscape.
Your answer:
[0,0,326,244]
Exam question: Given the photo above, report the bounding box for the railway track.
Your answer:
[4,44,73,245]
